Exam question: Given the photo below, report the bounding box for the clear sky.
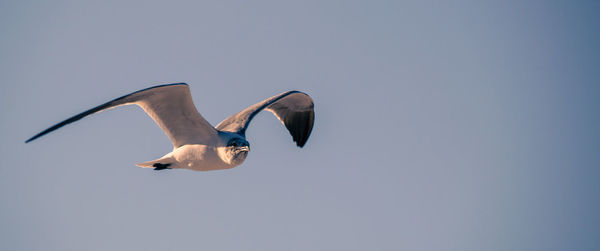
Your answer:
[1,1,599,250]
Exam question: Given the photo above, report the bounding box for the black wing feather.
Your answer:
[269,103,314,147]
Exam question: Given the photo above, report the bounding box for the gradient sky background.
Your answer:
[1,1,599,250]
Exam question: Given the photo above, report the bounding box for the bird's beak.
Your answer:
[239,146,250,152]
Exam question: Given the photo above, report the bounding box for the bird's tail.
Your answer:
[136,155,175,169]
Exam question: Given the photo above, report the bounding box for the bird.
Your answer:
[25,83,314,171]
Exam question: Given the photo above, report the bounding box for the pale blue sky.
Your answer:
[1,1,599,250]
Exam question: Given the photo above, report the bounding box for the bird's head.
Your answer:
[217,137,250,166]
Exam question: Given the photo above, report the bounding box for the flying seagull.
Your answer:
[26,83,314,171]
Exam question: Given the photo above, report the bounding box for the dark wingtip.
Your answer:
[26,134,42,143]
[25,128,55,143]
[25,133,47,144]
[287,109,314,148]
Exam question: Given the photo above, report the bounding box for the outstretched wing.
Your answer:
[216,91,314,147]
[25,83,218,148]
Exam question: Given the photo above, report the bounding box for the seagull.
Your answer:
[25,83,314,171]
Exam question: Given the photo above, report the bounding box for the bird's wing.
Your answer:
[25,83,218,148]
[216,91,314,147]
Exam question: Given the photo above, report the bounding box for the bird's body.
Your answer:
[137,131,250,171]
[26,83,314,171]
[140,143,235,171]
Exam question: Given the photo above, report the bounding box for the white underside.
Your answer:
[136,144,239,171]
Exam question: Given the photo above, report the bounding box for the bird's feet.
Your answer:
[153,163,172,170]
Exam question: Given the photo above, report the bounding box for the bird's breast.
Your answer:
[171,144,235,171]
